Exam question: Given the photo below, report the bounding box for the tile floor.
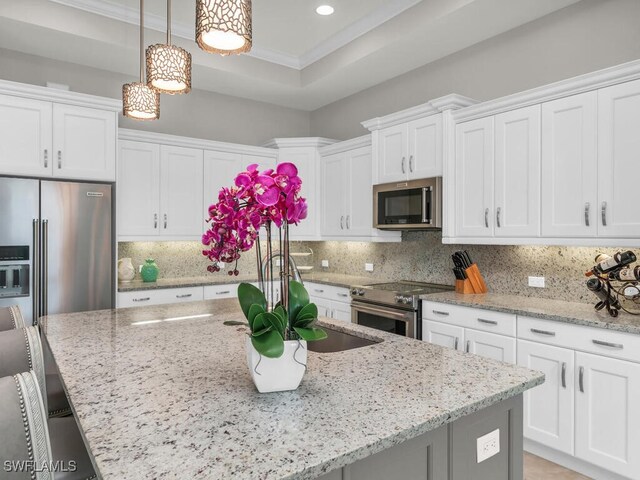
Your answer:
[524,453,592,479]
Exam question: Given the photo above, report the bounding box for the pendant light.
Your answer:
[196,0,252,55]
[122,0,160,120]
[146,0,192,94]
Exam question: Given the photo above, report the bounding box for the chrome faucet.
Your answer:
[261,251,303,285]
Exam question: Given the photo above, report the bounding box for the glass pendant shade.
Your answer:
[196,0,252,55]
[146,43,192,94]
[122,82,160,120]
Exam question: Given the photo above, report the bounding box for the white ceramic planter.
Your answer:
[245,336,307,393]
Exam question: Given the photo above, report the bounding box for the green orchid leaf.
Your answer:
[262,312,286,338]
[288,281,310,322]
[294,318,316,329]
[251,330,285,358]
[295,303,318,323]
[273,305,287,323]
[252,325,272,337]
[237,283,266,320]
[247,304,265,331]
[223,320,249,327]
[293,326,328,342]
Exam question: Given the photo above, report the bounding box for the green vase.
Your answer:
[140,258,159,282]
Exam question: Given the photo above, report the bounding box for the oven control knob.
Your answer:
[403,296,413,305]
[357,289,365,296]
[394,295,402,303]
[350,288,358,296]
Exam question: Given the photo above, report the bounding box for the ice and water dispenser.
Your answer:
[0,246,30,299]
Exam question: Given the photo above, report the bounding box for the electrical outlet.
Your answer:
[365,263,374,272]
[321,260,329,268]
[528,276,545,288]
[476,429,500,463]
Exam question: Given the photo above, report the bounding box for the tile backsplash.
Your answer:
[118,233,636,304]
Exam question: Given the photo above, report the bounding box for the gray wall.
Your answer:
[0,47,310,146]
[310,0,640,140]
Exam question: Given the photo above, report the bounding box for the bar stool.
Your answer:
[0,371,97,480]
[0,305,26,331]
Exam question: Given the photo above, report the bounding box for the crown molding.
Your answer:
[362,94,478,131]
[0,78,121,110]
[453,59,640,123]
[262,137,337,149]
[119,128,278,157]
[318,135,371,156]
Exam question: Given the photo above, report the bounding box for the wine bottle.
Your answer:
[588,251,637,276]
[611,266,640,282]
[586,277,621,309]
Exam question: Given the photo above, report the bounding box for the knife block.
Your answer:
[455,264,488,294]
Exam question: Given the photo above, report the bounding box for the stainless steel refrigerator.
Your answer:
[0,178,113,325]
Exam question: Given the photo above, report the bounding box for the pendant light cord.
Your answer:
[139,0,144,82]
[167,0,171,45]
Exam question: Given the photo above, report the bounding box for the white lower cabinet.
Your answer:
[574,351,640,479]
[203,284,238,300]
[423,320,464,351]
[466,329,516,363]
[517,339,575,455]
[117,286,204,308]
[307,282,351,321]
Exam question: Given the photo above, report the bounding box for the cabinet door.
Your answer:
[346,146,373,236]
[455,117,494,237]
[598,79,640,238]
[160,146,204,237]
[575,351,640,478]
[279,147,318,239]
[52,104,116,181]
[541,92,598,237]
[117,141,161,237]
[310,296,332,318]
[203,150,241,222]
[408,115,442,178]
[377,124,408,183]
[494,105,541,237]
[423,320,464,351]
[0,95,52,177]
[331,301,352,322]
[465,329,515,364]
[517,340,574,455]
[321,153,347,236]
[241,153,276,173]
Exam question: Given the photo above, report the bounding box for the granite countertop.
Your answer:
[117,272,382,292]
[421,292,640,335]
[42,299,543,480]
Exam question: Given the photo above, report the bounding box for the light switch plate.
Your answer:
[321,260,329,268]
[365,263,374,272]
[477,428,500,463]
[528,276,545,288]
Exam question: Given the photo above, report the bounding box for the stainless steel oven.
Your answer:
[351,300,417,338]
[373,177,442,230]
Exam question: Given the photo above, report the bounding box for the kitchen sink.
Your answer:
[307,326,380,353]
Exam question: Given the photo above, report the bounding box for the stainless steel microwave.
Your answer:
[373,177,442,230]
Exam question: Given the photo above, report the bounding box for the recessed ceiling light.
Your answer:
[316,5,334,16]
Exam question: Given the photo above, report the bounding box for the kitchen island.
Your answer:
[41,299,543,480]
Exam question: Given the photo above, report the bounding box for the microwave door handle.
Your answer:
[422,187,431,224]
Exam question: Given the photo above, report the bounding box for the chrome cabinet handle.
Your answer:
[215,291,231,295]
[465,340,470,353]
[401,157,406,174]
[579,366,584,393]
[44,149,48,168]
[409,155,414,172]
[432,310,449,316]
[584,202,590,227]
[346,215,350,229]
[561,362,567,388]
[163,213,167,229]
[314,289,324,293]
[496,207,501,228]
[154,213,158,229]
[592,339,623,349]
[454,337,459,350]
[478,318,498,325]
[340,216,344,230]
[601,201,607,226]
[530,328,556,337]
[485,208,489,228]
[337,293,348,298]
[57,151,62,169]
[32,219,40,324]
[133,297,150,302]
[41,219,48,317]
[176,294,192,299]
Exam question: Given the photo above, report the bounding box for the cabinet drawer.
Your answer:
[305,282,351,303]
[118,290,163,307]
[423,301,516,337]
[204,284,238,300]
[518,316,640,364]
[155,287,204,305]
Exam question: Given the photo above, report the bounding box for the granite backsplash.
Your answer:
[118,233,636,304]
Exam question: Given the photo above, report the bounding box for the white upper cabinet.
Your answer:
[117,141,161,237]
[598,79,640,238]
[321,152,348,237]
[346,146,373,236]
[0,95,52,177]
[160,146,203,237]
[455,117,494,238]
[203,150,242,220]
[52,104,116,181]
[241,153,276,173]
[407,115,443,179]
[494,105,541,237]
[541,92,598,238]
[377,124,408,183]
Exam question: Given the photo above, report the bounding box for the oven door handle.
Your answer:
[353,303,412,322]
[421,187,431,224]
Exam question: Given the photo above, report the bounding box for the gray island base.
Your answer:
[42,299,542,480]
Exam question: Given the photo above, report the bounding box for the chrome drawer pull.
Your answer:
[133,297,150,302]
[454,337,459,350]
[477,318,498,325]
[337,293,348,298]
[314,289,324,293]
[592,339,623,349]
[561,362,566,389]
[432,310,449,316]
[530,328,556,337]
[176,294,192,299]
[579,366,584,393]
[215,291,231,295]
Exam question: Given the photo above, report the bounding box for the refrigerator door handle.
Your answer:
[41,219,49,317]
[32,219,40,325]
